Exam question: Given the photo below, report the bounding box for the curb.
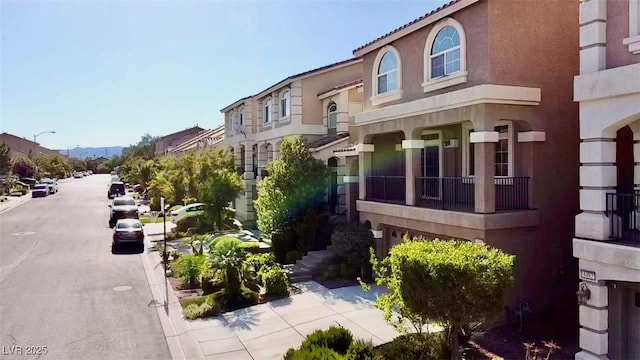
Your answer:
[141,242,207,360]
[0,195,32,215]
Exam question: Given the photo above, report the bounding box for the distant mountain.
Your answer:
[59,146,125,159]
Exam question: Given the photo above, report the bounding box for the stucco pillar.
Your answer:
[343,157,359,223]
[471,132,498,213]
[575,138,617,240]
[271,91,280,125]
[272,141,281,161]
[359,152,372,200]
[244,145,255,180]
[256,143,267,180]
[336,91,350,134]
[402,140,424,206]
[233,144,243,170]
[578,0,607,74]
[576,280,609,359]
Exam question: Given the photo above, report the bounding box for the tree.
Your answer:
[254,136,329,235]
[12,157,37,178]
[330,223,375,278]
[198,169,244,230]
[368,237,514,360]
[34,154,71,178]
[0,143,11,175]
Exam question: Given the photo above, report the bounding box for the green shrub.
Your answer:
[210,235,242,250]
[175,214,209,234]
[300,326,353,354]
[246,253,277,277]
[172,255,206,288]
[284,346,343,360]
[285,250,302,264]
[183,301,220,320]
[346,339,374,360]
[375,332,450,360]
[261,267,289,297]
[331,223,374,276]
[239,241,259,250]
[183,197,197,205]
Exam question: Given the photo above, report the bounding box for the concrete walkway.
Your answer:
[141,241,415,360]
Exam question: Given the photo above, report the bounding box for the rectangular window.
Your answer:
[467,125,510,177]
[281,99,287,117]
[239,113,243,126]
[264,106,270,123]
[445,48,461,75]
[431,54,445,78]
[377,74,388,94]
[328,113,337,129]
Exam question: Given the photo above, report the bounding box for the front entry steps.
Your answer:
[288,247,338,283]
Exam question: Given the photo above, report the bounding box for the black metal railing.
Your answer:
[415,177,475,211]
[606,191,640,243]
[495,177,530,211]
[365,176,405,204]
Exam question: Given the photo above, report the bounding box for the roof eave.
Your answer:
[352,0,478,57]
[318,81,363,100]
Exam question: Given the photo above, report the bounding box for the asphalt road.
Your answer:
[0,174,171,360]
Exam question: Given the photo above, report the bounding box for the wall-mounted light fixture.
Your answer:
[577,282,591,305]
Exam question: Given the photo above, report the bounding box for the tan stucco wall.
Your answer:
[607,0,640,68]
[301,62,363,125]
[360,1,490,109]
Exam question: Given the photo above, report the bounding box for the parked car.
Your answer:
[73,172,84,178]
[19,178,38,189]
[40,178,58,194]
[112,219,144,249]
[107,181,126,199]
[108,196,140,228]
[31,184,49,198]
[170,203,205,223]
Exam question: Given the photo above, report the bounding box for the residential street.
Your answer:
[0,175,171,360]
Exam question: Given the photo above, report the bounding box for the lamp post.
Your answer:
[33,131,56,157]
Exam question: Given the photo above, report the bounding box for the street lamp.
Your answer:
[33,131,56,156]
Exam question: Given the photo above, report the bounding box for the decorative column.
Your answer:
[518,131,547,209]
[370,229,385,258]
[234,144,243,171]
[271,91,280,126]
[402,139,424,206]
[342,157,359,222]
[578,0,607,75]
[470,131,498,213]
[290,81,303,126]
[576,278,609,360]
[358,145,375,200]
[256,143,267,180]
[336,91,350,134]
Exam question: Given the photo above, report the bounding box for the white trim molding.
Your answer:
[469,131,499,143]
[343,176,359,183]
[402,139,426,149]
[624,0,640,54]
[355,84,541,125]
[370,229,383,239]
[622,35,640,55]
[518,131,546,143]
[370,45,403,106]
[574,63,640,102]
[422,17,468,93]
[333,143,375,157]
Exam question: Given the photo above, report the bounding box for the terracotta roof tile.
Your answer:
[352,0,462,54]
[317,79,363,97]
[307,132,350,150]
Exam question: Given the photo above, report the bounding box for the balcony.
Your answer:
[365,176,530,212]
[606,191,640,245]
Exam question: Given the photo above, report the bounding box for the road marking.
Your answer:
[11,231,35,236]
[113,285,133,291]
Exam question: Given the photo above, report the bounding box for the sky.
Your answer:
[0,0,450,150]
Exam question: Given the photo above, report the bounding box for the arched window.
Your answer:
[280,90,290,118]
[239,111,244,126]
[264,98,272,123]
[327,102,337,129]
[376,52,398,94]
[430,25,461,79]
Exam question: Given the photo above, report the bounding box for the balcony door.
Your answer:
[421,131,442,199]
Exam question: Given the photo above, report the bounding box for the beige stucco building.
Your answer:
[572,0,640,359]
[166,126,225,159]
[220,59,363,221]
[333,0,581,319]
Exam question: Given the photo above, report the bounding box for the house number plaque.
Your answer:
[579,269,596,281]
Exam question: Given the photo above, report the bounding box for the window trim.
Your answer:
[327,102,338,129]
[279,89,291,121]
[263,98,272,124]
[370,45,403,106]
[461,121,514,179]
[422,18,468,93]
[623,0,640,54]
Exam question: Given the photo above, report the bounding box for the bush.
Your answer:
[300,326,353,354]
[172,255,206,288]
[239,241,259,250]
[175,214,210,234]
[375,332,450,360]
[183,197,197,205]
[284,346,343,360]
[183,301,220,320]
[246,253,277,277]
[285,250,302,264]
[346,339,374,360]
[212,236,243,252]
[331,223,375,275]
[261,267,289,297]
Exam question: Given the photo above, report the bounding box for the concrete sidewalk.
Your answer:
[144,221,177,236]
[140,240,434,360]
[0,195,31,214]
